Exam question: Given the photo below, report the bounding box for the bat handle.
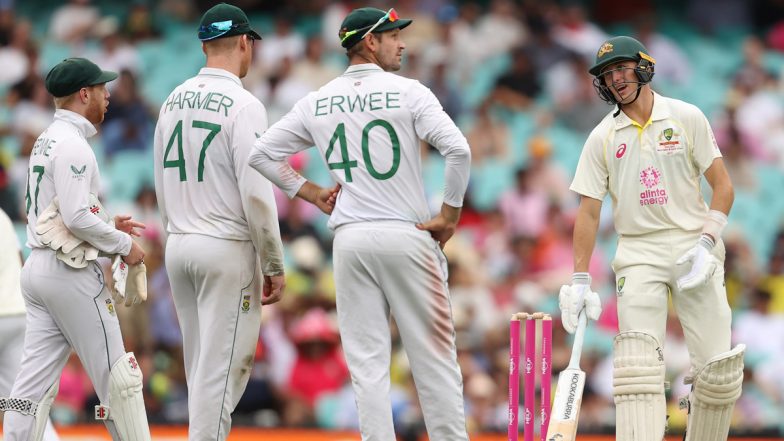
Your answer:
[567,311,588,370]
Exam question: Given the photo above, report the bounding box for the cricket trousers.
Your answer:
[165,233,262,441]
[333,221,469,441]
[0,314,60,441]
[612,229,732,373]
[3,249,126,441]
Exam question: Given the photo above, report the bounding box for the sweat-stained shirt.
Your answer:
[248,63,471,231]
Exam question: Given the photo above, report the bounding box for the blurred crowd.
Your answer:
[2,0,784,437]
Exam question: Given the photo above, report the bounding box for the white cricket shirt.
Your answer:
[0,209,24,316]
[25,109,131,254]
[571,92,721,236]
[249,63,471,230]
[153,68,284,275]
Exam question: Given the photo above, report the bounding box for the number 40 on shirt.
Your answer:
[327,119,400,182]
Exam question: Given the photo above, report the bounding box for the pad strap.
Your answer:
[0,397,38,415]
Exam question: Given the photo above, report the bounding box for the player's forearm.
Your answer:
[708,179,734,216]
[245,192,285,276]
[63,208,132,255]
[573,199,601,273]
[248,148,306,198]
[440,203,462,225]
[442,146,471,207]
[295,181,323,206]
[56,188,131,255]
[703,158,734,216]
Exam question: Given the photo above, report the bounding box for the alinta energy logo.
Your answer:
[639,166,668,206]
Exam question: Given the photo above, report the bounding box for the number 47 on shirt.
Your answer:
[163,119,221,182]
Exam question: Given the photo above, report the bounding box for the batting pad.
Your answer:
[683,344,745,441]
[613,331,667,441]
[96,353,151,441]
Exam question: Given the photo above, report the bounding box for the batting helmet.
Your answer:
[589,36,656,104]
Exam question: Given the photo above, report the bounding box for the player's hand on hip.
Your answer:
[122,240,145,265]
[315,184,341,215]
[416,215,456,249]
[676,234,718,291]
[416,204,461,249]
[262,274,285,305]
[558,272,602,334]
[114,215,146,237]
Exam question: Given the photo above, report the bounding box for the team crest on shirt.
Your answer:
[639,166,668,206]
[617,277,625,297]
[241,294,251,313]
[656,127,683,155]
[105,298,116,316]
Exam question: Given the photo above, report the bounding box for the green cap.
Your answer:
[339,7,412,49]
[588,36,655,76]
[198,3,261,42]
[45,58,118,98]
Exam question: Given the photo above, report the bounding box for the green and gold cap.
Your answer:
[198,3,261,41]
[339,7,412,49]
[45,58,118,98]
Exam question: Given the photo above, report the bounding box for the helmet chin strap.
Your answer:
[612,81,646,117]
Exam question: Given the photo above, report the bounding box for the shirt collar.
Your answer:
[54,109,97,138]
[613,91,669,130]
[343,63,383,75]
[198,67,242,86]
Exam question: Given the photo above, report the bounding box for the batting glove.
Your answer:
[676,234,718,291]
[559,272,602,334]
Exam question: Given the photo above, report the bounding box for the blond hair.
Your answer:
[203,35,242,56]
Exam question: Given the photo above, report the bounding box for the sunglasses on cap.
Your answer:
[199,20,258,42]
[340,8,399,44]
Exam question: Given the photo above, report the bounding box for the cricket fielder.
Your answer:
[0,208,60,441]
[1,57,150,441]
[559,36,744,441]
[153,4,285,440]
[249,7,471,441]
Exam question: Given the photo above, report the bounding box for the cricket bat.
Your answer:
[545,311,588,441]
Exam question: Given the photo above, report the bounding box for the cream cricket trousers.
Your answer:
[333,221,469,441]
[612,230,732,372]
[165,234,261,441]
[0,314,60,441]
[3,249,125,441]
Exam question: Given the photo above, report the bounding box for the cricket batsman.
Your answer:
[559,36,745,440]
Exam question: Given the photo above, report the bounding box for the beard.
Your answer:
[85,98,106,124]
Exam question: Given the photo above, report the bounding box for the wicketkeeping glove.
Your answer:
[111,256,147,307]
[57,243,100,269]
[558,272,602,334]
[676,234,718,291]
[36,198,83,254]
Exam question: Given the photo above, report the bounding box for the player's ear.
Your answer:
[364,34,376,52]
